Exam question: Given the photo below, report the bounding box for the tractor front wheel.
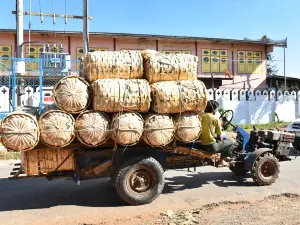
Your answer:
[251,153,280,186]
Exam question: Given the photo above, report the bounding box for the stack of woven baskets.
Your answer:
[0,50,208,165]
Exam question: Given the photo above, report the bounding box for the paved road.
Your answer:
[0,158,300,225]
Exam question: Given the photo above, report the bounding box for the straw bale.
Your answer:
[39,110,75,147]
[53,76,91,114]
[143,113,175,147]
[111,112,144,146]
[174,112,201,142]
[143,51,198,84]
[0,106,39,152]
[150,80,208,114]
[84,50,143,81]
[23,145,75,175]
[75,110,110,147]
[92,78,151,113]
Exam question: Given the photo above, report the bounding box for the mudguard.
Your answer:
[244,148,273,171]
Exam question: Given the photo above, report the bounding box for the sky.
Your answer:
[0,0,299,77]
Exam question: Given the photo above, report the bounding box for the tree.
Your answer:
[267,52,278,76]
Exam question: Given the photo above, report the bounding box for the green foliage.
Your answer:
[0,151,21,160]
[238,121,289,132]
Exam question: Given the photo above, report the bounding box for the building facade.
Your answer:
[0,29,287,89]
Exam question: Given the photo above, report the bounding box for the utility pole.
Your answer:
[16,0,25,107]
[284,47,286,91]
[83,0,89,54]
[16,0,23,59]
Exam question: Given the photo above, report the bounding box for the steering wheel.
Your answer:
[219,110,234,128]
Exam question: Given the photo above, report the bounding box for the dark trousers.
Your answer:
[188,139,234,157]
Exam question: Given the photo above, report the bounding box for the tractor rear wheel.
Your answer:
[251,152,280,186]
[115,156,165,205]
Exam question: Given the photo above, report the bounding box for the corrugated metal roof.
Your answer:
[0,29,287,47]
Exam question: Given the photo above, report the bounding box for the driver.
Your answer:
[198,100,235,166]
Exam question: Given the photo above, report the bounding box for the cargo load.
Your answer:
[174,112,202,142]
[142,51,198,84]
[75,110,110,147]
[39,109,75,148]
[53,76,91,114]
[0,106,39,152]
[150,80,208,114]
[92,78,151,113]
[83,50,143,81]
[111,112,144,146]
[143,113,175,147]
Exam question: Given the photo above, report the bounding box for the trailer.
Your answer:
[8,110,299,205]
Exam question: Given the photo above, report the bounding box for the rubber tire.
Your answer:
[115,156,165,205]
[229,162,249,176]
[251,152,280,186]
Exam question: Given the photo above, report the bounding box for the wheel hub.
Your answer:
[129,169,153,193]
[260,161,276,178]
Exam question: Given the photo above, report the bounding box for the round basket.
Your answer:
[174,112,201,143]
[75,110,110,147]
[53,75,92,114]
[39,110,75,147]
[0,110,39,152]
[111,112,144,146]
[143,113,175,147]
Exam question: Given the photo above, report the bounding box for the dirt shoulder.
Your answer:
[146,193,300,225]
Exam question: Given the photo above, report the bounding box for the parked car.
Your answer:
[286,118,300,133]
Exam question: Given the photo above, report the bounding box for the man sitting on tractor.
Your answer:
[198,100,235,166]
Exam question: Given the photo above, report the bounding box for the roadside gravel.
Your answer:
[148,193,300,225]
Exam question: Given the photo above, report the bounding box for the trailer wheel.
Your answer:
[251,152,280,186]
[115,156,165,205]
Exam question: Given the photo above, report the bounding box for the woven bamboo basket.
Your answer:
[111,112,144,146]
[151,80,208,114]
[92,78,151,113]
[0,106,39,152]
[143,51,198,84]
[53,76,92,114]
[39,110,75,148]
[75,110,110,147]
[143,113,175,147]
[23,145,76,175]
[174,112,201,143]
[83,50,143,82]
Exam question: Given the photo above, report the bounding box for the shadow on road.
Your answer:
[0,177,126,211]
[0,169,257,212]
[163,171,255,194]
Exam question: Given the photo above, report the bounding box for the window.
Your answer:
[237,50,262,74]
[201,49,228,73]
[76,47,108,70]
[162,50,191,54]
[0,45,12,69]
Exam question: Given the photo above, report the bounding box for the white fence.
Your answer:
[0,86,299,124]
[0,86,54,115]
[207,89,298,124]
